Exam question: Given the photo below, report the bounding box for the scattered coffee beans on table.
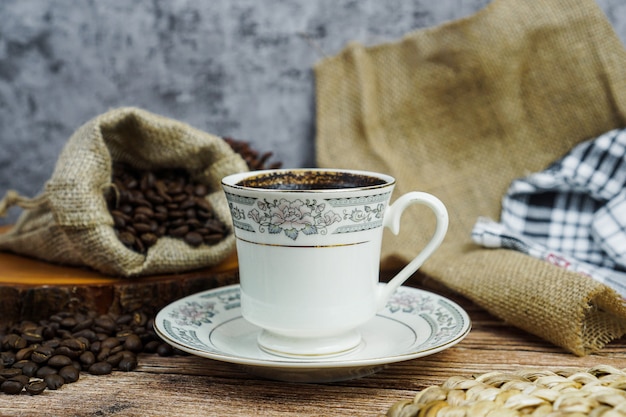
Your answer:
[0,310,181,395]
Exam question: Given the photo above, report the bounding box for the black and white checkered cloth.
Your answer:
[472,128,626,298]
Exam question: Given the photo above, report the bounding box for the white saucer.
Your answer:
[154,284,471,383]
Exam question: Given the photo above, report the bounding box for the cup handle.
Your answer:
[376,192,449,311]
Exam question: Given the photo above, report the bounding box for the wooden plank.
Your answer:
[0,225,240,325]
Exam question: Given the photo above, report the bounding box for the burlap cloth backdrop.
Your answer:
[315,0,626,355]
[0,107,248,277]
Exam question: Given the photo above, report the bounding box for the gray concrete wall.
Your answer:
[1,0,624,224]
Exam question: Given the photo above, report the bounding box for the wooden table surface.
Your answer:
[2,271,626,417]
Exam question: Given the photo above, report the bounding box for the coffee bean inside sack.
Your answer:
[105,163,228,254]
[106,138,281,254]
[0,310,180,395]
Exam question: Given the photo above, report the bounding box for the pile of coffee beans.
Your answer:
[0,310,180,395]
[224,137,282,171]
[106,163,229,254]
[106,138,281,254]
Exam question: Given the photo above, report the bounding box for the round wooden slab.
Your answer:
[0,226,239,327]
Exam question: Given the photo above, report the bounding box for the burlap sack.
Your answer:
[315,0,626,355]
[0,107,248,276]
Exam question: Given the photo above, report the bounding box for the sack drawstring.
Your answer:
[0,190,48,217]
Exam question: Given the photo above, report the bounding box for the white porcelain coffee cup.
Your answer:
[222,168,448,357]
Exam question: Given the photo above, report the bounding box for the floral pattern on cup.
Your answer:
[225,191,394,239]
[343,203,385,223]
[248,198,342,240]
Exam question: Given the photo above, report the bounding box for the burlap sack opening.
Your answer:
[0,107,248,277]
[315,0,626,355]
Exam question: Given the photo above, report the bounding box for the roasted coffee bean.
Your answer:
[56,329,73,340]
[79,351,96,368]
[94,317,116,334]
[10,374,30,387]
[0,368,22,378]
[1,379,23,394]
[133,213,151,224]
[118,231,136,247]
[118,355,138,372]
[44,374,65,390]
[143,340,160,353]
[21,361,39,378]
[61,338,87,352]
[49,314,64,323]
[21,330,43,344]
[123,334,143,353]
[54,346,81,359]
[133,312,149,327]
[204,234,224,245]
[184,231,204,247]
[59,365,79,383]
[3,334,26,351]
[116,314,134,325]
[60,317,78,329]
[90,340,102,355]
[135,206,154,217]
[140,233,158,246]
[169,225,189,237]
[106,352,124,367]
[48,355,73,368]
[26,379,47,395]
[31,348,53,364]
[140,171,155,190]
[15,346,35,361]
[115,329,134,340]
[223,136,283,171]
[88,361,112,375]
[0,351,16,367]
[42,338,61,349]
[156,343,173,357]
[72,318,94,333]
[101,337,120,350]
[97,347,111,362]
[73,329,97,342]
[36,366,58,378]
[12,360,30,370]
[42,325,58,340]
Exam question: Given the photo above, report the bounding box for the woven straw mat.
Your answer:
[386,366,626,417]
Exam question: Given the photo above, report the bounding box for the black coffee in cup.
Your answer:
[236,170,387,190]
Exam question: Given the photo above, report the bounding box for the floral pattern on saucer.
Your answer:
[168,300,217,327]
[387,288,465,350]
[155,285,470,374]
